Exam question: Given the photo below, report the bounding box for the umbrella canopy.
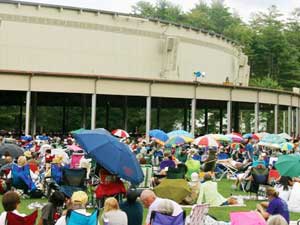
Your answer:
[261,134,286,145]
[255,132,269,139]
[193,135,219,148]
[149,129,169,142]
[226,133,243,143]
[279,132,292,140]
[165,136,185,146]
[230,212,267,225]
[71,128,86,135]
[280,142,294,151]
[154,179,191,203]
[243,133,260,140]
[0,144,24,159]
[210,134,231,142]
[111,129,129,138]
[67,144,83,151]
[167,130,194,139]
[275,154,300,177]
[74,129,143,184]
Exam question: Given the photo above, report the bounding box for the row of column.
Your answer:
[24,90,300,138]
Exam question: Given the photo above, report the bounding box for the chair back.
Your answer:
[70,154,84,169]
[167,167,186,179]
[188,204,209,225]
[150,211,185,225]
[66,209,99,225]
[252,166,269,185]
[51,164,63,184]
[6,210,38,225]
[62,168,86,187]
[11,164,36,191]
[138,164,153,188]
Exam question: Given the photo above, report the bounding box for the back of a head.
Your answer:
[157,199,174,216]
[126,188,139,204]
[2,191,20,211]
[71,191,88,209]
[140,189,156,202]
[104,197,119,212]
[203,173,212,182]
[49,191,65,207]
[267,215,288,225]
[266,187,279,198]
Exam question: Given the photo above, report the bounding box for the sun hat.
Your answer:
[52,155,63,164]
[24,151,32,158]
[191,172,199,182]
[71,191,88,205]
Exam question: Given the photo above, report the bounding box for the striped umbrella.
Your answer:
[165,136,185,146]
[168,130,194,139]
[226,133,243,143]
[111,129,130,138]
[193,135,219,147]
[211,134,232,142]
[280,142,294,151]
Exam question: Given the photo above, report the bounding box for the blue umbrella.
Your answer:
[168,130,194,139]
[149,129,169,142]
[74,129,143,185]
[243,133,253,139]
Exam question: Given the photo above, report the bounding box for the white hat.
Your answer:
[191,172,199,182]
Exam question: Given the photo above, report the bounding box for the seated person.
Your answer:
[0,191,25,224]
[159,152,175,172]
[256,187,289,224]
[120,189,143,225]
[201,149,217,173]
[274,176,293,203]
[140,189,183,225]
[182,172,200,205]
[197,173,238,207]
[287,179,300,213]
[156,199,174,216]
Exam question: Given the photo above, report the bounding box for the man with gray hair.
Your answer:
[140,189,182,225]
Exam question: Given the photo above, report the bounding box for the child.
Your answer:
[38,191,65,225]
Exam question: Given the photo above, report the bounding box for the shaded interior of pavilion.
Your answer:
[0,90,295,136]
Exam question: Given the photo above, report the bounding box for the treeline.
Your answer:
[132,0,300,90]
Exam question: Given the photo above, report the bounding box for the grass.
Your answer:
[1,179,300,223]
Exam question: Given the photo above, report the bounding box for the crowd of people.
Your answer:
[0,131,300,225]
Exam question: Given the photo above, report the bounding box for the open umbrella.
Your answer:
[71,128,86,135]
[149,129,169,142]
[0,144,24,159]
[280,142,294,151]
[165,136,185,146]
[243,133,260,140]
[168,130,194,139]
[226,133,243,143]
[279,132,292,140]
[261,134,286,145]
[154,179,191,203]
[74,129,143,185]
[193,135,219,148]
[111,129,129,138]
[275,154,300,177]
[211,134,231,142]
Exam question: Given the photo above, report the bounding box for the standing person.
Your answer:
[102,197,127,225]
[120,189,143,225]
[38,191,65,225]
[256,187,290,224]
[140,189,183,225]
[245,138,254,161]
[0,191,25,224]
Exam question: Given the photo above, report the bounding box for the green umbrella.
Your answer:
[154,179,191,203]
[71,128,86,134]
[275,154,300,177]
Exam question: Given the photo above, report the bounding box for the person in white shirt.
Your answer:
[55,191,99,225]
[0,191,26,224]
[274,176,293,203]
[140,189,183,225]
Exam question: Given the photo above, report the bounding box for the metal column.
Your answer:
[91,80,97,130]
[296,107,299,137]
[227,101,232,134]
[288,106,292,136]
[31,92,37,136]
[274,104,278,134]
[25,90,31,136]
[254,102,259,133]
[145,83,152,142]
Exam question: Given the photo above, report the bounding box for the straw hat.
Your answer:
[71,191,88,205]
[24,151,32,158]
[17,156,27,167]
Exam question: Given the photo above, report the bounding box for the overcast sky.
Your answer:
[16,0,300,22]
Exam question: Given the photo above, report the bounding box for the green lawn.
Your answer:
[1,179,300,223]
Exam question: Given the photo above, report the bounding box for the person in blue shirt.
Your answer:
[120,188,143,225]
[245,138,255,160]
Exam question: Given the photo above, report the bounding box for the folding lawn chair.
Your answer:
[6,210,38,225]
[150,211,186,225]
[186,203,209,225]
[60,167,87,198]
[216,159,239,181]
[70,153,84,169]
[138,164,153,189]
[66,209,99,225]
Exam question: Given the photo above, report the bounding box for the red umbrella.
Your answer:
[111,129,129,138]
[193,135,219,147]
